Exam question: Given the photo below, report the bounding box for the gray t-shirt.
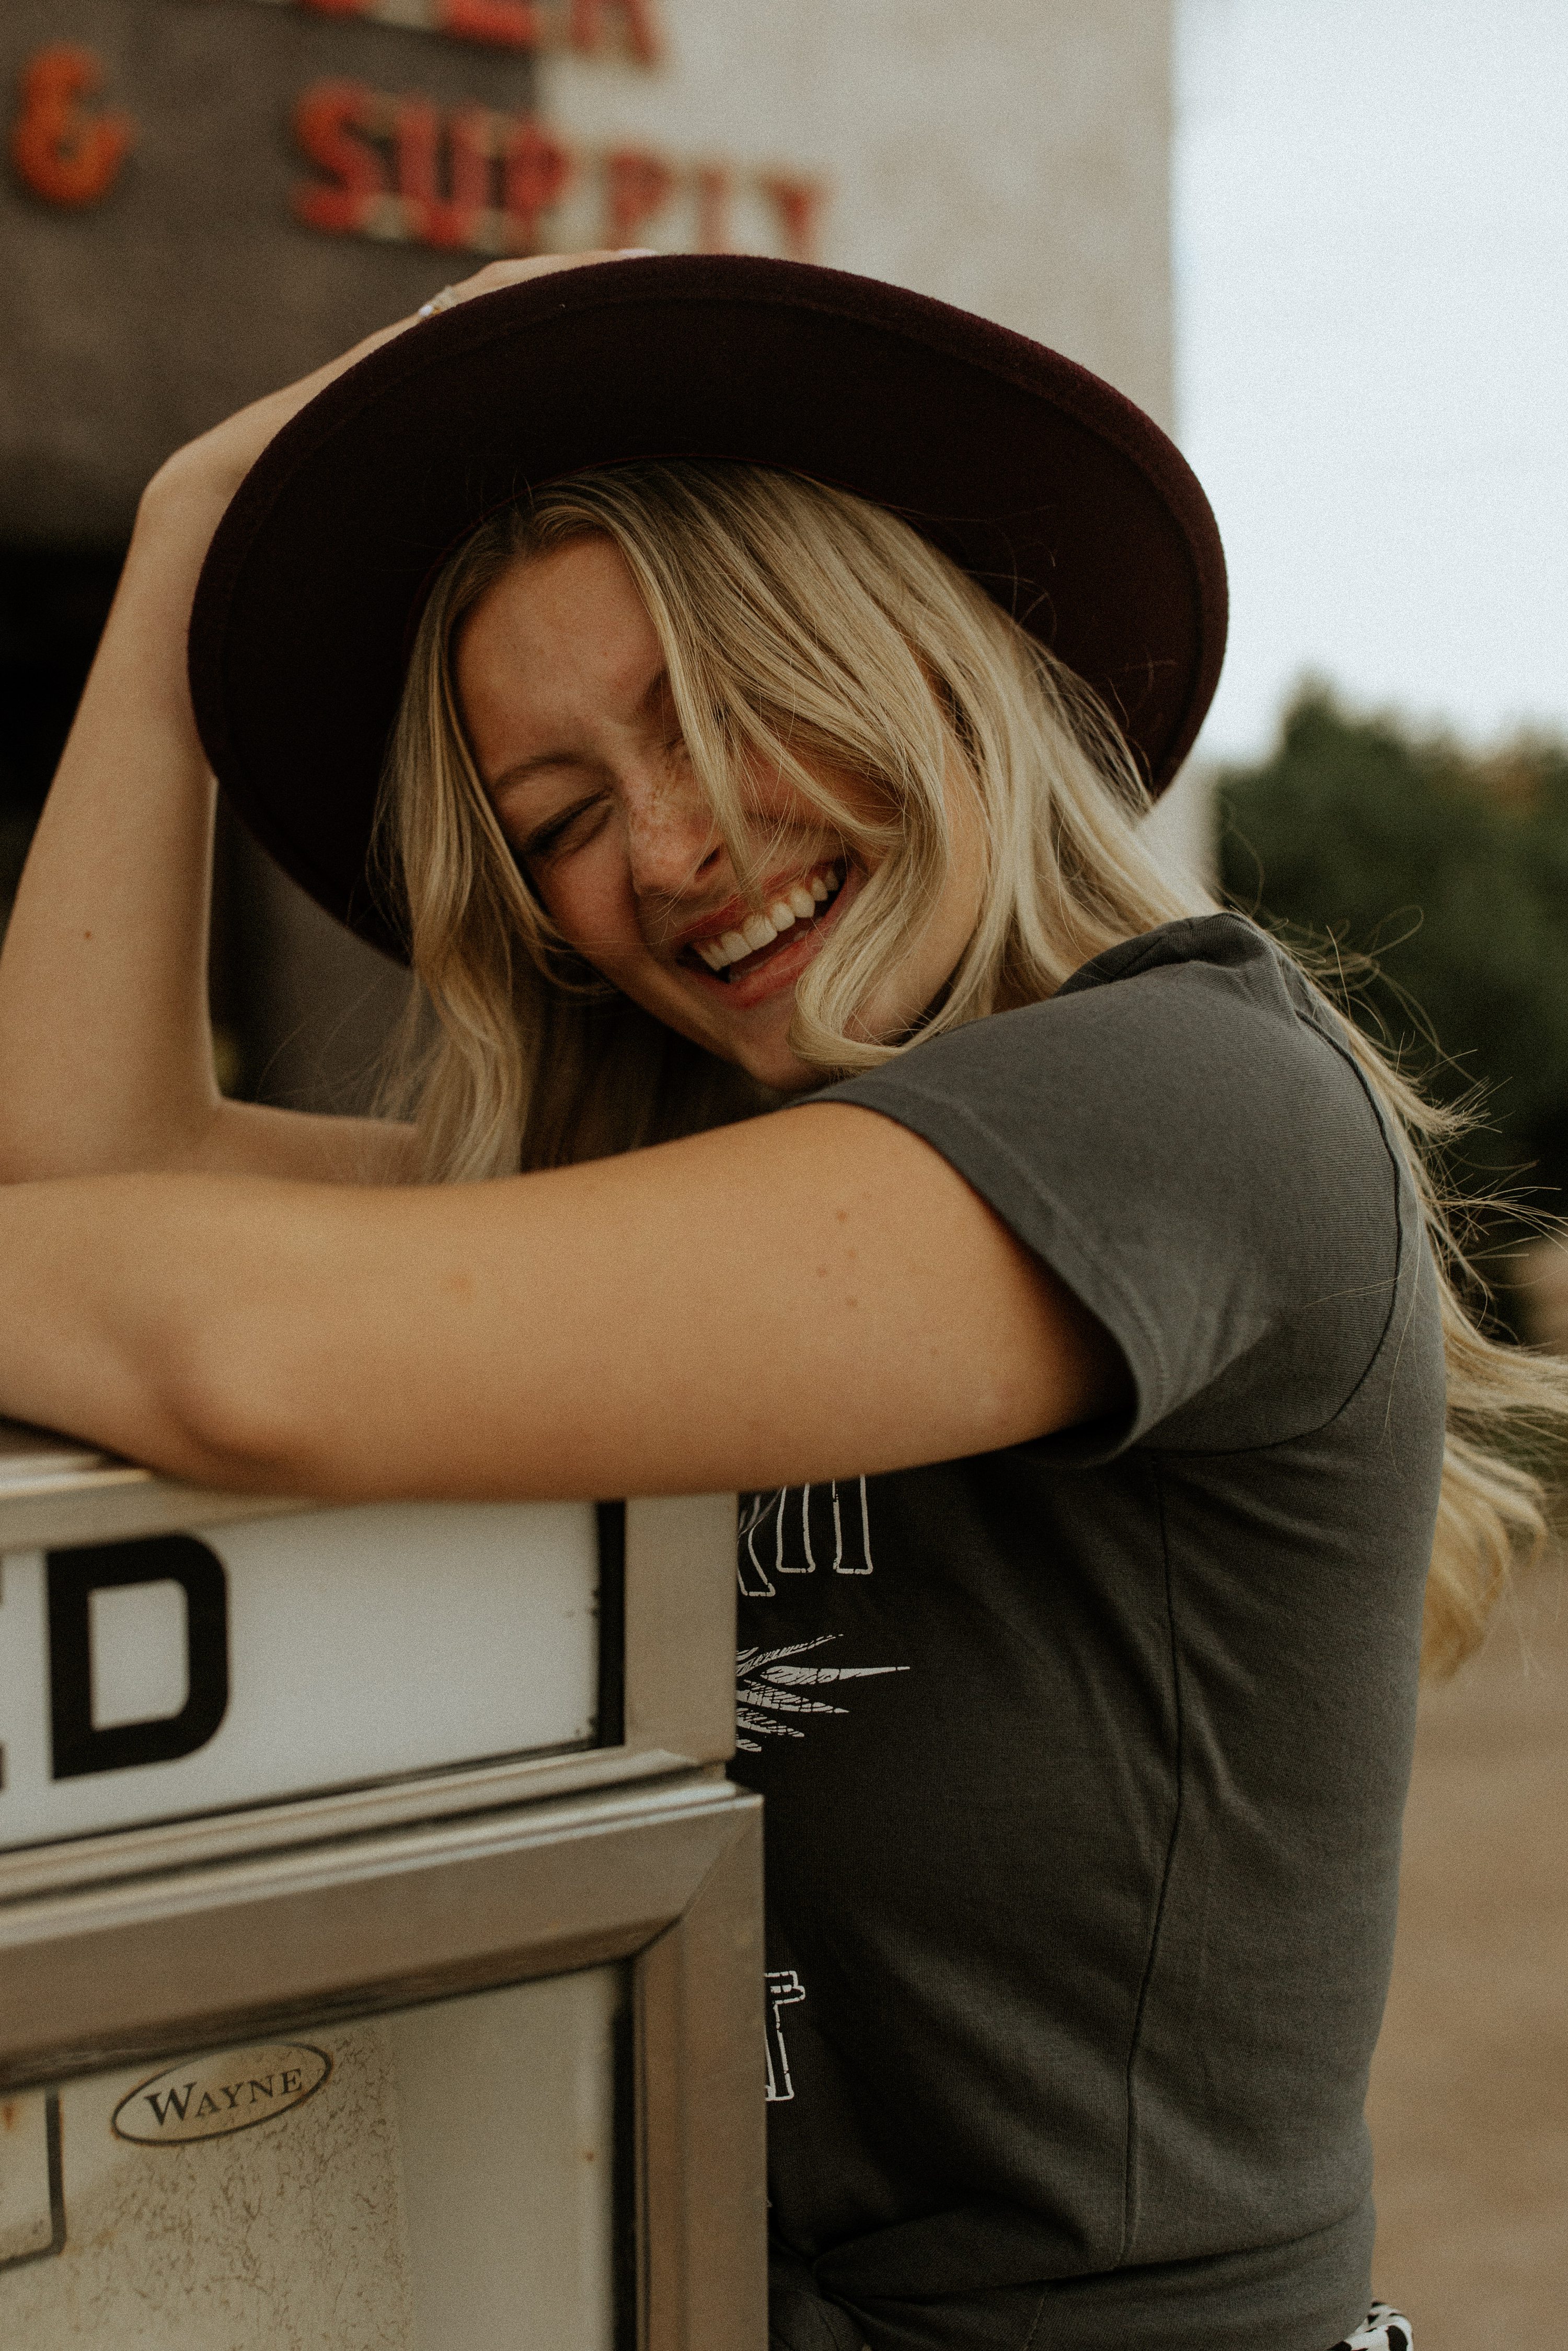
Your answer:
[731,913,1445,2351]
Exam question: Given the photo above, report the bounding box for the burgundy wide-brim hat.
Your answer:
[189,254,1226,961]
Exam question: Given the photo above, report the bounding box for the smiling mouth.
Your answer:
[678,863,846,984]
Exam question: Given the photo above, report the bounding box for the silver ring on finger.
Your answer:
[417,285,459,318]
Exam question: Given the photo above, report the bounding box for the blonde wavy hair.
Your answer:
[376,458,1567,1678]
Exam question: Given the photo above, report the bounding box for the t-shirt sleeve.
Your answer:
[809,917,1409,1458]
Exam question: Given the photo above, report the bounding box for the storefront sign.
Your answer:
[294,78,822,257]
[245,0,661,60]
[9,45,134,210]
[8,18,822,258]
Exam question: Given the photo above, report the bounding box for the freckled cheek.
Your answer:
[540,863,654,985]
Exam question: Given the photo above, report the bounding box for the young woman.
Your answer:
[0,252,1553,2351]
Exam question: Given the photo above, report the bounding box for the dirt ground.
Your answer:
[1366,1555,1568,2345]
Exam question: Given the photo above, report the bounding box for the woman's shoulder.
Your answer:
[1055,909,1328,1030]
[820,908,1411,1357]
[821,913,1424,1459]
[851,912,1369,1145]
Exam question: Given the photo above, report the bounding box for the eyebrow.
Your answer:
[486,665,673,797]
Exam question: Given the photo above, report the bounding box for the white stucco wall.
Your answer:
[541,0,1175,427]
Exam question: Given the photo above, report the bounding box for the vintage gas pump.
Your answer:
[0,1419,764,2349]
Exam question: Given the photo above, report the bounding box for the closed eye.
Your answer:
[515,793,612,865]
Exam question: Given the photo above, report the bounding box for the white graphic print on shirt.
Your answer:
[764,1969,806,2102]
[738,1479,875,1596]
[741,1490,907,2115]
[735,1481,908,1751]
[736,1635,908,1753]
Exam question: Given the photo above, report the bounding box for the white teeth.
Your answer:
[692,865,846,973]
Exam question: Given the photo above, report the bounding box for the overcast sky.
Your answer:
[1174,1,1568,765]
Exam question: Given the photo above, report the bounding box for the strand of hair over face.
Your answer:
[374,457,1568,1678]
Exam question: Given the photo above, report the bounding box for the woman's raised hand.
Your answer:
[154,251,654,510]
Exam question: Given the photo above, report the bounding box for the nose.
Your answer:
[620,760,726,903]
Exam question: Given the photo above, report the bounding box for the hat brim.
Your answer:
[189,255,1226,962]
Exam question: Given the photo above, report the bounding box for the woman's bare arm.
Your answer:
[0,350,428,1186]
[0,1105,1127,1498]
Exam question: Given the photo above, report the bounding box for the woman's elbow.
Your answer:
[151,1318,322,1496]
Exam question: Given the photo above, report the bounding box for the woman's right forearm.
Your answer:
[0,460,246,1181]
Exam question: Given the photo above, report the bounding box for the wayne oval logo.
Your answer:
[112,2044,332,2147]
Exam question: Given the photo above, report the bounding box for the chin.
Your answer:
[755,1059,824,1096]
[728,1038,821,1094]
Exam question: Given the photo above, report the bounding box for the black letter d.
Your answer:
[48,1536,230,1780]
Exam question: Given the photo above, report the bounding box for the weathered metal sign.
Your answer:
[0,1496,607,1849]
[111,2043,333,2144]
[0,1970,621,2349]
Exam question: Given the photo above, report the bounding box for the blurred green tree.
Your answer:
[1218,686,1568,1218]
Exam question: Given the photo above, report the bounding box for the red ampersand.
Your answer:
[10,44,134,209]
